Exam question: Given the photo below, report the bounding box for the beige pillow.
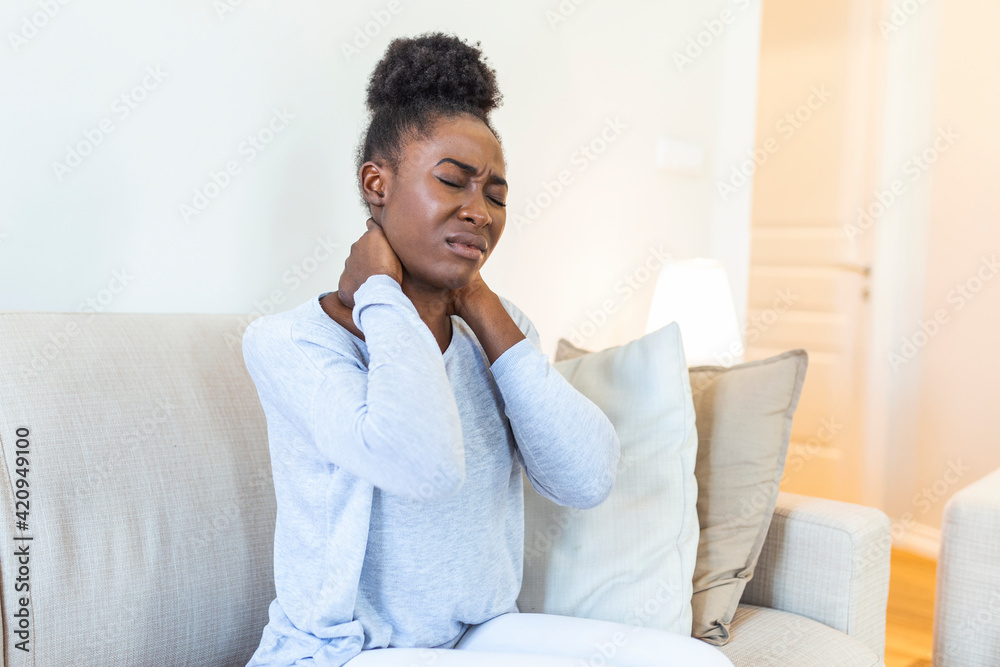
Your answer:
[555,339,808,645]
[686,351,808,644]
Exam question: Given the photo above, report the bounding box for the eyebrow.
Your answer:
[435,158,507,187]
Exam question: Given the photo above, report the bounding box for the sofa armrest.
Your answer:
[741,491,891,658]
[933,466,1000,666]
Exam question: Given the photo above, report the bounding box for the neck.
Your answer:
[399,269,454,350]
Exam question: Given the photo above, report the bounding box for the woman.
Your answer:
[243,31,733,667]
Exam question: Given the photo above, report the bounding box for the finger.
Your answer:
[366,217,376,231]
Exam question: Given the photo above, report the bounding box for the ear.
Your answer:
[360,161,389,220]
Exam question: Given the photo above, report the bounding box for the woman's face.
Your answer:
[363,113,508,292]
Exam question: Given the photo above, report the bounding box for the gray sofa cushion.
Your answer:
[721,604,883,666]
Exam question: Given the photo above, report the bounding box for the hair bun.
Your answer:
[365,32,502,117]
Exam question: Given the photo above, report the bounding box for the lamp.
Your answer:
[644,258,744,367]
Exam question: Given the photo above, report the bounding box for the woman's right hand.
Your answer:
[337,217,404,309]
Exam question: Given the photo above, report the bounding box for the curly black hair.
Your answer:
[354,32,504,209]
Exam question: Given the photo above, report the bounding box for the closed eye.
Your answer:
[438,177,506,208]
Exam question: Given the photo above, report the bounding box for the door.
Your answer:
[745,0,884,504]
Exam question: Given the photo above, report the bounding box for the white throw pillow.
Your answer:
[517,322,700,636]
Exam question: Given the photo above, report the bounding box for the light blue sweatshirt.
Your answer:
[241,273,620,666]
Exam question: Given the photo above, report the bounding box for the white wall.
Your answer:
[862,0,1000,552]
[908,0,1000,530]
[0,0,762,358]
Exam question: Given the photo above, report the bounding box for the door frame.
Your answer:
[861,0,941,528]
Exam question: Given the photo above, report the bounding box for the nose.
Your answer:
[459,190,492,228]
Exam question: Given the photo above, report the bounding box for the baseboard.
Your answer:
[892,521,941,560]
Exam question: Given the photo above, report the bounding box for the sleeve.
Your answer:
[491,296,621,509]
[243,274,465,502]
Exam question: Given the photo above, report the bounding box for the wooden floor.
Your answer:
[885,549,937,667]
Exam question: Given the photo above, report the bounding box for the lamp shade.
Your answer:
[644,259,744,367]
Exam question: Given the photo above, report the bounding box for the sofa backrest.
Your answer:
[0,312,275,666]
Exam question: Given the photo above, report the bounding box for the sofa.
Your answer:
[934,466,1000,665]
[0,311,891,666]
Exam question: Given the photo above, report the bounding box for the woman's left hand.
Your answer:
[447,273,527,366]
[447,272,493,320]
